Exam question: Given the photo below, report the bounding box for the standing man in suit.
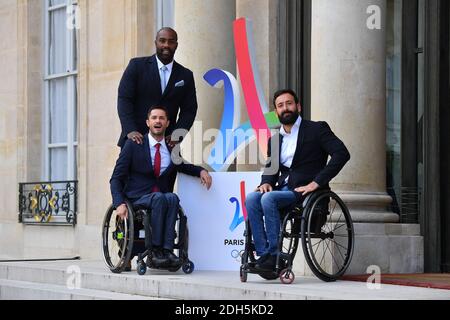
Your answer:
[245,89,350,272]
[110,106,212,268]
[117,27,198,148]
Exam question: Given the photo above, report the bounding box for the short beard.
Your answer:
[279,112,299,125]
[156,50,174,64]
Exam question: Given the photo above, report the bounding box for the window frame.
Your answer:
[43,0,78,181]
[156,0,175,30]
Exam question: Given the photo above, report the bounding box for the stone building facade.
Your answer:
[1,0,449,274]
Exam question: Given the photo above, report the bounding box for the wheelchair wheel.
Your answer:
[279,209,301,267]
[182,261,195,274]
[137,261,147,275]
[301,191,354,282]
[280,268,295,284]
[241,220,256,266]
[240,265,248,282]
[102,202,135,273]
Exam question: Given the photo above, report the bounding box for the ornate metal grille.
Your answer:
[18,181,77,226]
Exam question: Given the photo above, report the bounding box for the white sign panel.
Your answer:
[177,172,262,271]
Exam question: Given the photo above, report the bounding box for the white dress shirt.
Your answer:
[148,134,171,175]
[156,56,174,93]
[280,115,302,168]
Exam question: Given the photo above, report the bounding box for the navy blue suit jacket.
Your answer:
[261,120,350,194]
[117,55,198,147]
[110,137,204,208]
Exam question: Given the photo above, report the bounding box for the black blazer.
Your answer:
[261,120,350,193]
[117,55,198,147]
[110,138,204,208]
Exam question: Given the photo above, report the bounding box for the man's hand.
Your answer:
[294,181,319,196]
[127,131,144,144]
[200,170,212,190]
[256,183,273,193]
[165,135,181,148]
[116,203,128,220]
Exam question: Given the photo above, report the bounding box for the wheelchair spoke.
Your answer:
[332,210,344,228]
[331,238,349,251]
[324,220,332,233]
[319,241,327,266]
[301,192,354,282]
[310,239,324,268]
[329,200,337,216]
[330,239,347,262]
[331,222,347,232]
[324,239,341,270]
[329,199,345,227]
[311,239,323,248]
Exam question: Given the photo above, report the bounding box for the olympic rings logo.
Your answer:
[231,249,245,262]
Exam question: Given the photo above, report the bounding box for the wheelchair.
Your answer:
[101,199,194,275]
[240,189,354,284]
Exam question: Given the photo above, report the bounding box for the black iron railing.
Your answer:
[18,180,78,226]
[387,187,421,224]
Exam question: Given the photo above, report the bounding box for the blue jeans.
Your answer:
[245,186,297,256]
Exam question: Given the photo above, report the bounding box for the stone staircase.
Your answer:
[0,260,168,300]
[0,279,156,300]
[1,259,450,300]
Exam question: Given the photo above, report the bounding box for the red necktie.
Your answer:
[152,143,161,192]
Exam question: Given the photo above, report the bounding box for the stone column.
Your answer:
[174,0,236,166]
[0,0,25,259]
[77,0,156,227]
[235,0,279,172]
[76,0,156,258]
[311,0,398,222]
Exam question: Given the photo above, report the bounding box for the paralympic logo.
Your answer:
[228,180,248,232]
[228,181,247,262]
[203,18,281,172]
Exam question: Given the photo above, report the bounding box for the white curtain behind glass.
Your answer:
[49,8,67,75]
[51,148,67,181]
[50,0,66,6]
[50,78,67,144]
[49,7,68,181]
[157,0,174,29]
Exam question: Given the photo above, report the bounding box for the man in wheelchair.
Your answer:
[110,105,212,270]
[245,89,350,273]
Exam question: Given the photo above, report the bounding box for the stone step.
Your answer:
[0,261,314,300]
[1,260,450,300]
[0,278,162,300]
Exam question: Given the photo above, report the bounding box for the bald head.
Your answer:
[156,27,178,41]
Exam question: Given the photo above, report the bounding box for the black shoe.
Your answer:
[163,249,181,267]
[255,254,276,271]
[151,247,170,267]
[249,253,269,267]
[277,259,287,271]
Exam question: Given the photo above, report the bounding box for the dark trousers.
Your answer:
[133,192,179,250]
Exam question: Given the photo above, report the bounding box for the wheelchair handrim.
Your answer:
[303,191,354,280]
[102,204,134,272]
